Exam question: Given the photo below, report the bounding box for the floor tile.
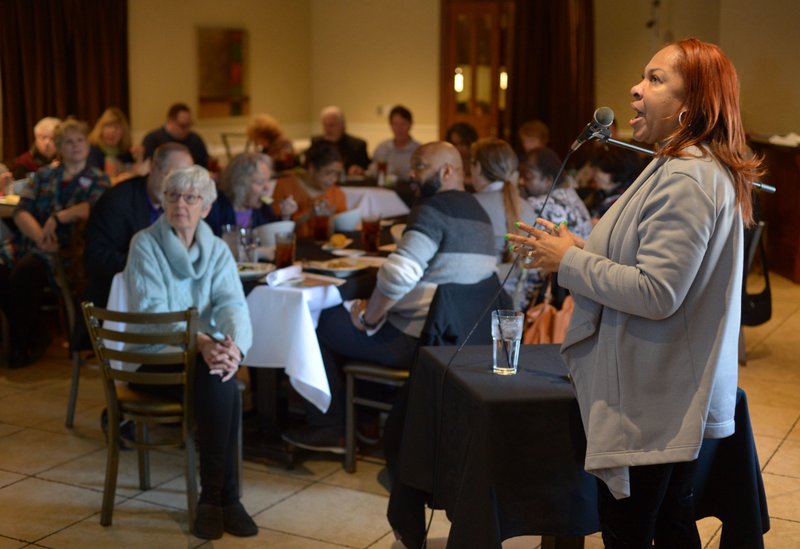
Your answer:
[0,471,24,490]
[764,439,800,478]
[0,390,83,429]
[0,536,25,549]
[753,434,783,466]
[319,460,390,497]
[761,517,800,548]
[39,446,185,498]
[746,403,800,439]
[697,516,722,547]
[0,422,22,438]
[38,497,204,549]
[239,468,312,516]
[258,454,345,482]
[0,428,101,476]
[253,483,392,547]
[762,472,800,522]
[0,477,100,542]
[215,529,347,548]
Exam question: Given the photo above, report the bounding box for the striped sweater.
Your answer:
[378,190,497,337]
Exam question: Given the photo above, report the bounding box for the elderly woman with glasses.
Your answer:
[123,165,256,540]
[205,152,297,236]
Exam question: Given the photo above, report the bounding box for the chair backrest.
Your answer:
[221,132,253,161]
[81,301,198,416]
[419,273,512,348]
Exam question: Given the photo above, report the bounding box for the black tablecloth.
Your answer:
[397,345,598,548]
[395,344,769,549]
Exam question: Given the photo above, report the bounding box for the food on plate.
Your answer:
[328,233,348,248]
[238,263,261,272]
[326,258,360,269]
[260,195,274,205]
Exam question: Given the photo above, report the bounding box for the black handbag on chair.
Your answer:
[741,222,771,327]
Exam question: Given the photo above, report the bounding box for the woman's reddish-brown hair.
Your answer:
[659,38,763,225]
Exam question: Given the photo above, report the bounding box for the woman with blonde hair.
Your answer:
[88,107,138,182]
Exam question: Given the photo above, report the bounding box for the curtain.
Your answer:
[0,0,128,162]
[510,0,595,158]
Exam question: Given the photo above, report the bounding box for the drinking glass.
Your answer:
[221,224,240,261]
[239,228,260,263]
[491,310,524,375]
[274,232,296,268]
[361,215,381,253]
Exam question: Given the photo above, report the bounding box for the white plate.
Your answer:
[321,238,354,251]
[237,262,276,281]
[303,258,370,277]
[280,272,346,288]
[330,248,366,258]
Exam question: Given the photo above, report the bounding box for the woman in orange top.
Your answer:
[273,141,347,239]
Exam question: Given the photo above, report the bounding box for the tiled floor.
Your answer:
[0,272,798,548]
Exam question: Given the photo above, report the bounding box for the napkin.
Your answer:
[768,132,800,147]
[343,300,386,336]
[267,265,302,287]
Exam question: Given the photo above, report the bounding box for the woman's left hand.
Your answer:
[506,219,579,272]
[350,299,368,331]
[198,333,241,382]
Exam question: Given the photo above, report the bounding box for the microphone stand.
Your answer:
[598,135,777,194]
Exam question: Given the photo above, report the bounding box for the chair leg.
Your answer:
[65,351,81,428]
[345,372,356,473]
[101,414,121,526]
[136,422,151,490]
[184,430,198,527]
[237,383,244,499]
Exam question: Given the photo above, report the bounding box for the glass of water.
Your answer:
[491,310,524,375]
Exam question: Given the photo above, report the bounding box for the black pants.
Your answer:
[133,357,240,506]
[598,460,701,549]
[308,306,418,429]
[0,253,51,353]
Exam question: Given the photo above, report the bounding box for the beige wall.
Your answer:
[129,0,313,156]
[127,0,799,162]
[595,0,799,139]
[309,0,440,150]
[128,0,440,160]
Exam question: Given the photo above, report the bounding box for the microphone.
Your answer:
[570,106,615,152]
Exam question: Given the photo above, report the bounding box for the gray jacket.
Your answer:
[558,146,743,498]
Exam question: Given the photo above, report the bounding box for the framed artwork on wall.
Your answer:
[197,28,250,118]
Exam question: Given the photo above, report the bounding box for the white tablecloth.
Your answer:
[107,271,342,413]
[244,283,342,413]
[342,186,409,219]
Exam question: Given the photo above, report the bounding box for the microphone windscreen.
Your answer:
[594,107,615,127]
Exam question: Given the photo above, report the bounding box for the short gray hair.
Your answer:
[221,152,273,209]
[34,117,62,136]
[162,165,217,208]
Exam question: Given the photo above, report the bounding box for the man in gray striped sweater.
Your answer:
[283,141,497,454]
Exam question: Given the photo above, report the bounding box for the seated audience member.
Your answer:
[517,119,550,155]
[517,147,593,307]
[123,166,256,540]
[579,146,648,220]
[444,122,479,183]
[471,138,536,262]
[272,141,347,239]
[84,143,193,308]
[142,103,210,168]
[367,105,420,179]
[471,138,537,309]
[205,152,298,236]
[281,141,497,453]
[311,106,369,175]
[87,107,140,183]
[246,114,297,172]
[11,117,61,179]
[0,118,110,367]
[0,163,10,193]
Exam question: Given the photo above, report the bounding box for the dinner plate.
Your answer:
[321,238,354,251]
[330,248,366,258]
[237,262,276,280]
[303,258,370,277]
[280,272,346,288]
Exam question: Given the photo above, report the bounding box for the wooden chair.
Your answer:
[342,274,512,473]
[221,132,253,161]
[81,301,199,526]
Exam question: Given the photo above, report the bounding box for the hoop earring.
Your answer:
[679,111,687,126]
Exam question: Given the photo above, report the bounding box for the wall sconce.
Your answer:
[499,69,508,91]
[454,67,464,93]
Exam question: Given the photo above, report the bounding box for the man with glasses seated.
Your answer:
[142,103,210,169]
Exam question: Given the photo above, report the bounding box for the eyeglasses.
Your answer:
[164,191,202,205]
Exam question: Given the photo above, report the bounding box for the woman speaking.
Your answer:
[508,39,762,547]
